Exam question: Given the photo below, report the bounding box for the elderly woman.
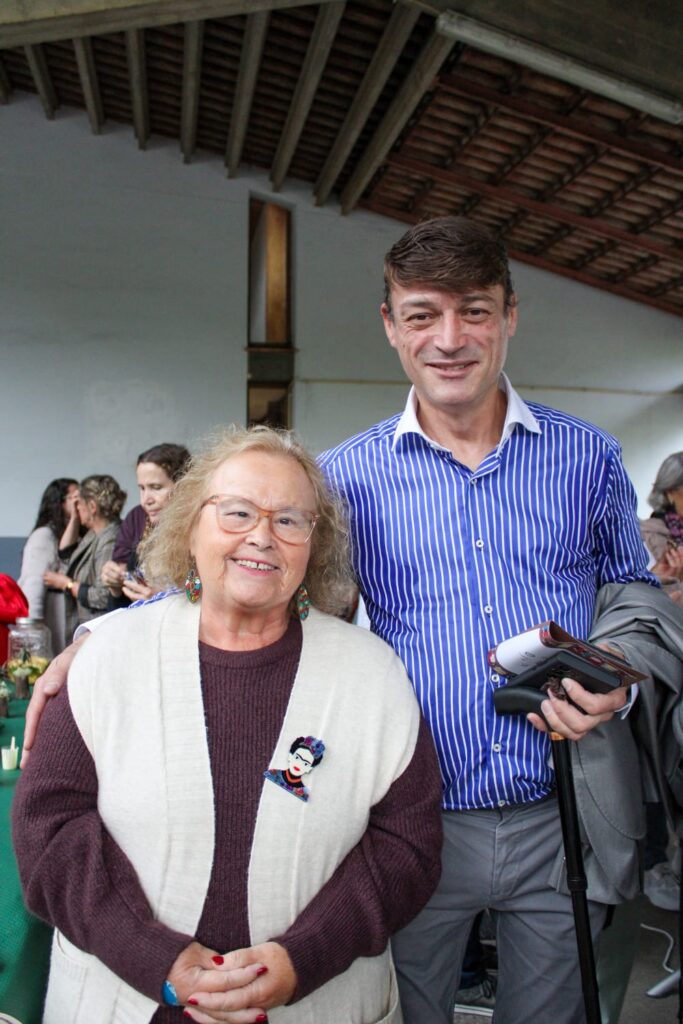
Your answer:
[13,426,442,1024]
[43,473,127,638]
[640,452,683,601]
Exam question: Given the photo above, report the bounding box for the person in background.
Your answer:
[641,452,683,603]
[44,474,126,640]
[18,478,79,654]
[639,451,683,911]
[13,425,442,1024]
[101,443,190,606]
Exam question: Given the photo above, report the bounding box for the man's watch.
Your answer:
[63,578,73,593]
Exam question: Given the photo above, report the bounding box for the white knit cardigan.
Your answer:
[43,596,420,1024]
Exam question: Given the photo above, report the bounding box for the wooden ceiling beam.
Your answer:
[73,35,104,133]
[225,10,269,177]
[0,1,329,48]
[571,239,618,270]
[270,1,345,192]
[0,53,11,103]
[340,29,456,214]
[388,152,682,262]
[314,2,419,206]
[610,253,659,284]
[439,72,683,177]
[652,271,683,297]
[180,19,204,163]
[24,43,58,119]
[359,200,683,318]
[126,27,149,149]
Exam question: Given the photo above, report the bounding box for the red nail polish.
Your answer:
[256,966,268,976]
[255,1016,268,1023]
[212,955,224,965]
[187,999,199,1006]
[183,1013,194,1020]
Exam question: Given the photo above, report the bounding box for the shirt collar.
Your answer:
[392,374,541,452]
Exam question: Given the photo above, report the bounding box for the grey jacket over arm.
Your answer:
[549,581,683,905]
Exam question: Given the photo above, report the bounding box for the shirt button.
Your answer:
[484,604,493,614]
[498,799,507,807]
[491,673,500,683]
[492,743,502,753]
[475,539,484,548]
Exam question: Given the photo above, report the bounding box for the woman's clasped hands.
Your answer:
[169,941,297,1023]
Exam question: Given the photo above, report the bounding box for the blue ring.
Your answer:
[162,980,181,1007]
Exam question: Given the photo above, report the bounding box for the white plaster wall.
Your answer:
[2,97,249,536]
[3,94,683,546]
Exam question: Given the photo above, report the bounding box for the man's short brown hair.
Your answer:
[383,216,515,313]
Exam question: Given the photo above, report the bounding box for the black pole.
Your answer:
[550,732,601,1024]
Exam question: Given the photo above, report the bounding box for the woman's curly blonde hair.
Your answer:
[142,425,354,616]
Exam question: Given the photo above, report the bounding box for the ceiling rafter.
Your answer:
[571,239,618,270]
[73,35,104,133]
[0,1,329,48]
[609,253,660,284]
[652,271,683,297]
[270,1,346,192]
[340,29,457,213]
[180,19,204,163]
[529,224,573,255]
[314,2,419,206]
[439,72,683,177]
[24,43,58,119]
[388,152,681,261]
[126,28,149,149]
[226,11,269,177]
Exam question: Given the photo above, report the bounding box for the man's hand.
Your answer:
[527,678,630,741]
[166,941,269,1019]
[184,942,296,1023]
[21,635,88,767]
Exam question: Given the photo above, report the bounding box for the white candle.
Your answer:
[2,742,19,770]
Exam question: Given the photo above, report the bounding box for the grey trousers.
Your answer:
[392,795,607,1024]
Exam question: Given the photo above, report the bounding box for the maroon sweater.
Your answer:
[13,619,442,1018]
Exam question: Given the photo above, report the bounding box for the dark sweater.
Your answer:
[13,618,442,1018]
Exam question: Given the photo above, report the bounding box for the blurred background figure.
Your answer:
[18,478,79,654]
[44,474,126,639]
[100,442,190,607]
[641,452,683,604]
[639,451,683,912]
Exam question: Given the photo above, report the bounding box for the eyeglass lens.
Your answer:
[215,498,314,543]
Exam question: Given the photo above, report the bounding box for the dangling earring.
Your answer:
[184,561,202,604]
[295,583,311,621]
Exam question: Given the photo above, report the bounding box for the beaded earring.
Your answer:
[184,562,202,604]
[295,583,311,621]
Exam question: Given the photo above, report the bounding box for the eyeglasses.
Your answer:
[201,495,319,545]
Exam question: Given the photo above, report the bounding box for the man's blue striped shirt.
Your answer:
[319,381,654,811]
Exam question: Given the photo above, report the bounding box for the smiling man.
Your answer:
[319,216,655,1024]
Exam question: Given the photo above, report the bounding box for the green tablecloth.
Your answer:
[0,699,52,1024]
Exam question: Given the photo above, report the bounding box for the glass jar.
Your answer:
[5,617,53,699]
